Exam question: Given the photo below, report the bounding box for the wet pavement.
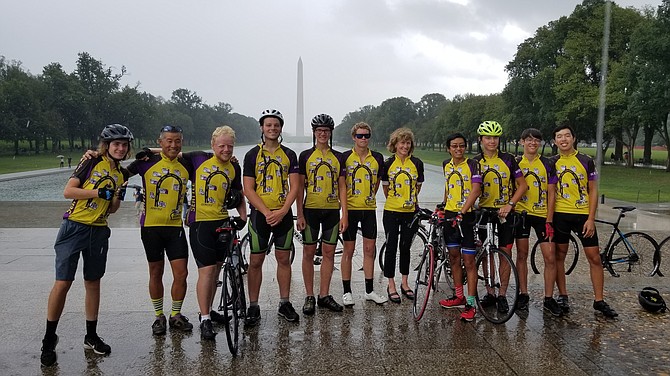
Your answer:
[1,168,669,375]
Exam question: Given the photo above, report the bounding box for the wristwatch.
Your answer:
[508,201,516,207]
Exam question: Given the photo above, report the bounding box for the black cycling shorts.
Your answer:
[189,219,228,268]
[553,212,599,248]
[140,226,189,262]
[342,209,376,241]
[443,211,476,251]
[54,219,111,281]
[302,208,340,246]
[515,214,549,243]
[248,208,294,254]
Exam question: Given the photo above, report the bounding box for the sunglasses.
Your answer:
[161,125,183,133]
[354,133,371,139]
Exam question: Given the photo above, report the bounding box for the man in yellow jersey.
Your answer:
[41,124,133,367]
[381,127,424,303]
[296,114,348,314]
[551,124,618,318]
[340,122,388,306]
[472,121,527,314]
[128,125,192,335]
[513,128,562,316]
[181,126,247,340]
[437,133,482,321]
[243,109,301,324]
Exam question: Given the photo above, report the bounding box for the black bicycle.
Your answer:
[216,217,247,356]
[378,208,431,272]
[529,206,661,277]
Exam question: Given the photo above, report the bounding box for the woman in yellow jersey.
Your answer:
[41,124,133,367]
[381,128,424,303]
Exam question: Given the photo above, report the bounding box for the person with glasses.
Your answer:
[296,114,348,315]
[472,121,528,314]
[340,122,388,306]
[551,124,618,318]
[513,128,561,316]
[437,133,482,321]
[381,127,424,303]
[41,124,132,367]
[242,109,301,325]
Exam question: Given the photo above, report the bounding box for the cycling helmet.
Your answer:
[225,189,243,210]
[638,287,667,313]
[311,114,335,130]
[259,109,284,127]
[100,124,134,142]
[477,121,503,137]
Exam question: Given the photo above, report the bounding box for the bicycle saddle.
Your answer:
[613,206,636,213]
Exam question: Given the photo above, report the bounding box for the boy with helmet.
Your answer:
[340,122,388,306]
[243,109,301,324]
[472,121,528,314]
[40,124,133,367]
[296,113,348,315]
[551,124,618,318]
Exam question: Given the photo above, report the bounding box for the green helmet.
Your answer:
[477,121,503,136]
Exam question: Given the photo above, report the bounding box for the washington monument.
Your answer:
[296,57,304,137]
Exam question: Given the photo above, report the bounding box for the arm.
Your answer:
[584,180,598,238]
[461,182,481,214]
[338,175,348,234]
[265,172,300,227]
[243,176,271,217]
[295,175,306,231]
[500,175,528,218]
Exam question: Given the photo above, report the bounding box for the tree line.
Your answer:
[0,52,260,155]
[334,0,670,171]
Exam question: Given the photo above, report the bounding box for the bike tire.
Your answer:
[607,231,660,277]
[655,235,668,277]
[222,263,239,355]
[433,249,456,294]
[413,244,434,321]
[475,247,519,324]
[239,233,250,273]
[530,233,580,275]
[378,231,428,273]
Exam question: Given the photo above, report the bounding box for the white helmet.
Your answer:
[259,109,284,126]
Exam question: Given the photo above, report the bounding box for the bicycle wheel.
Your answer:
[530,234,580,275]
[433,248,456,293]
[607,231,659,277]
[476,247,519,324]
[378,232,428,272]
[655,235,668,277]
[221,263,240,355]
[413,244,434,321]
[239,233,250,273]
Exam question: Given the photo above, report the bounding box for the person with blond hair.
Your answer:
[380,127,424,303]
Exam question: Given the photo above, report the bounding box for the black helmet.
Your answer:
[638,287,667,313]
[225,189,243,209]
[311,114,335,130]
[259,109,284,126]
[100,124,134,142]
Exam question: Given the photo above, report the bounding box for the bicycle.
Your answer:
[656,235,668,277]
[529,206,661,277]
[473,208,520,324]
[378,208,431,272]
[413,206,464,321]
[216,217,247,356]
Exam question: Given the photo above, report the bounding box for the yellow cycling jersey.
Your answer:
[342,148,385,210]
[472,151,523,209]
[64,155,127,226]
[516,155,558,217]
[243,144,299,210]
[299,147,345,210]
[127,153,189,227]
[551,150,597,215]
[442,158,482,213]
[381,155,424,213]
[182,151,242,224]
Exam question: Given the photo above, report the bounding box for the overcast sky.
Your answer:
[0,0,659,136]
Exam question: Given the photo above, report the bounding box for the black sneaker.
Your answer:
[516,293,530,311]
[317,295,344,312]
[543,297,563,317]
[40,335,58,367]
[496,295,509,313]
[278,301,300,322]
[557,295,570,314]
[245,305,261,327]
[209,310,229,324]
[168,314,193,331]
[152,314,167,335]
[594,300,619,318]
[303,296,316,315]
[200,319,216,341]
[83,335,111,355]
[480,293,497,308]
